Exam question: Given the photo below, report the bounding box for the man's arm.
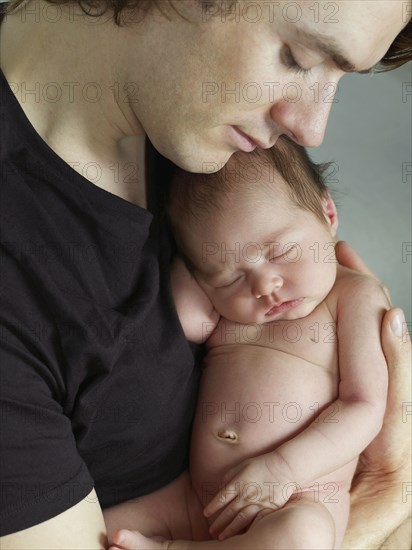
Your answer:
[0,490,107,550]
[170,257,219,343]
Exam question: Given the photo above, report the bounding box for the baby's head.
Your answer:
[168,136,339,324]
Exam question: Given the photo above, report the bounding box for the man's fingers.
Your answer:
[343,308,410,549]
[382,308,411,401]
[382,308,411,423]
[362,308,411,469]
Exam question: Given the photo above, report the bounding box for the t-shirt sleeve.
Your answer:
[0,267,94,536]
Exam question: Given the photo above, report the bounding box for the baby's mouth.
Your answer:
[265,298,304,317]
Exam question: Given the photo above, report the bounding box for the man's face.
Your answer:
[132,1,409,171]
[180,175,339,325]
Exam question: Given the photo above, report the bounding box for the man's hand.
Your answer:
[343,306,412,549]
[336,241,412,549]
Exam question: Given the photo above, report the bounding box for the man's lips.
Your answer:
[265,298,304,316]
[231,126,273,151]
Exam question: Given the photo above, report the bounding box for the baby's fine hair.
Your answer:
[168,135,333,229]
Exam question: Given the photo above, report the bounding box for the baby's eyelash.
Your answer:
[216,276,241,289]
[281,45,312,77]
[269,246,297,262]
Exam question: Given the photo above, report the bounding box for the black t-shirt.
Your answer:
[0,33,200,535]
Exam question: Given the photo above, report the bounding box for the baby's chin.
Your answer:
[225,297,323,325]
[275,299,322,322]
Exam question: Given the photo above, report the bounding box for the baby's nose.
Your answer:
[253,274,283,299]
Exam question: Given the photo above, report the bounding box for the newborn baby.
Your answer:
[106,136,389,550]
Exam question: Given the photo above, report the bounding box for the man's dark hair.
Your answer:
[3,0,235,25]
[3,0,412,71]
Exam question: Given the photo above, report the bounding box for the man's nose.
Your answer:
[270,81,338,148]
[252,271,283,299]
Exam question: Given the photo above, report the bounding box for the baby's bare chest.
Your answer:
[202,303,338,428]
[208,301,338,371]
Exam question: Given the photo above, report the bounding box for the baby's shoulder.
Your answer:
[334,265,385,292]
[327,266,389,312]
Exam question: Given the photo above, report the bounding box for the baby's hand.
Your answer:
[203,452,295,540]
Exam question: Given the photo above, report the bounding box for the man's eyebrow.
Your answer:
[294,26,372,74]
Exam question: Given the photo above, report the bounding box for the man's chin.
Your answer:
[166,140,233,174]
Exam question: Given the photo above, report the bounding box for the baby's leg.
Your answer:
[104,471,210,544]
[110,491,349,550]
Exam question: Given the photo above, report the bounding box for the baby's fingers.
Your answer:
[211,504,262,540]
[204,484,239,518]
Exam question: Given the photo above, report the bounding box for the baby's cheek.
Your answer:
[223,298,246,321]
[313,255,337,295]
[224,295,256,324]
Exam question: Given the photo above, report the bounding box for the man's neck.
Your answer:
[1,0,150,205]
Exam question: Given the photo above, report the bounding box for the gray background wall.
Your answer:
[309,63,412,326]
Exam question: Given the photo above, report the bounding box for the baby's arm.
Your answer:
[204,272,390,538]
[270,273,389,484]
[171,256,220,343]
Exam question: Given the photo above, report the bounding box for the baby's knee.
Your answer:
[282,502,336,549]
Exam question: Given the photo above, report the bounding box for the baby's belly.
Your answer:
[190,344,349,505]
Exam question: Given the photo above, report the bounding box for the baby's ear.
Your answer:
[321,191,339,236]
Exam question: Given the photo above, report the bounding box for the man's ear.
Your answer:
[321,191,338,236]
